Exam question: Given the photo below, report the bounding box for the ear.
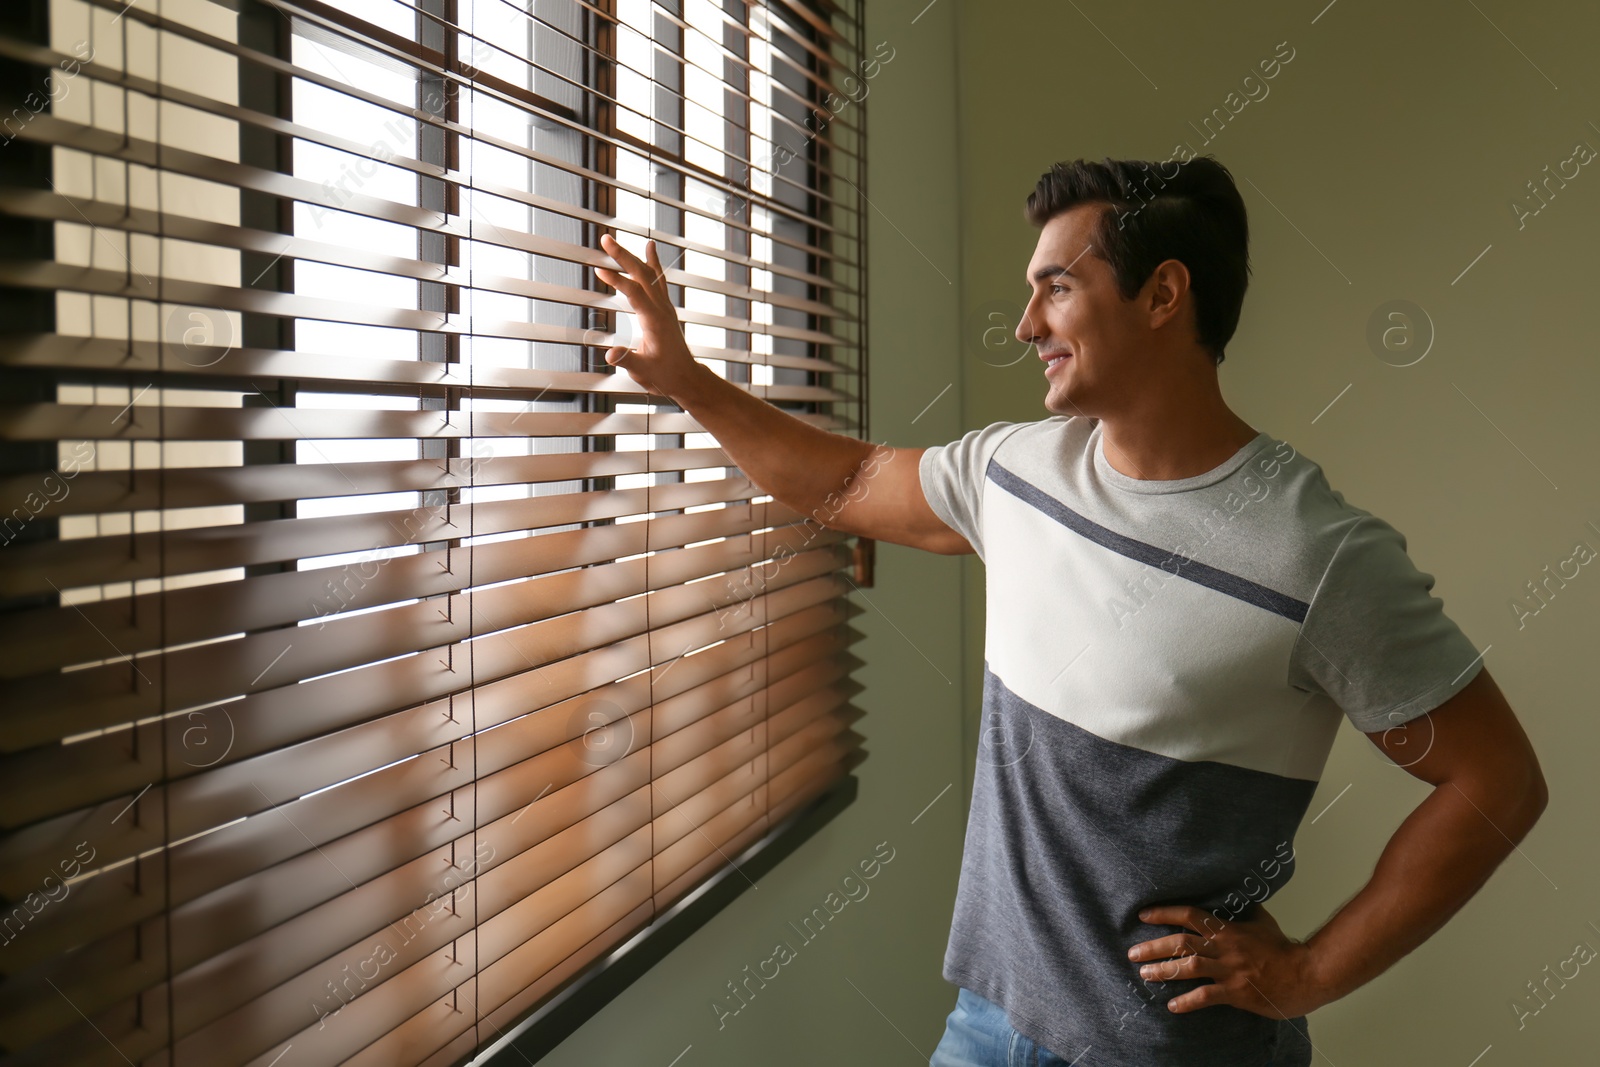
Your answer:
[1144,258,1191,331]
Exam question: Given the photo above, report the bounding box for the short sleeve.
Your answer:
[1288,511,1484,734]
[918,421,1027,560]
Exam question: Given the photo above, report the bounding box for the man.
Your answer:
[593,155,1547,1067]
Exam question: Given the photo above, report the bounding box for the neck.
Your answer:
[1094,366,1258,482]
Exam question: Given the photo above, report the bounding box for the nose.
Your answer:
[1015,293,1044,346]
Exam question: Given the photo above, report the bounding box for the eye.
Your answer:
[1050,283,1069,295]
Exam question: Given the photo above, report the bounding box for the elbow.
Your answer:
[1513,761,1550,841]
[1456,757,1548,844]
[1529,765,1550,823]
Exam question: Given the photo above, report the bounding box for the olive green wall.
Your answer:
[543,0,1597,1062]
[538,0,969,1063]
[953,1,1591,1064]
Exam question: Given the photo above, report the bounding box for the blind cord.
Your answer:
[641,23,657,920]
[465,0,479,1037]
[154,0,176,1053]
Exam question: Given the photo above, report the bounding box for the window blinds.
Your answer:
[0,0,868,1062]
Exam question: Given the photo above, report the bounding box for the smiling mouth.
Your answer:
[1043,353,1072,371]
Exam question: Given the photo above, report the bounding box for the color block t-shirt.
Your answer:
[919,415,1484,1067]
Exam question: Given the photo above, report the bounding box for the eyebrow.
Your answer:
[1029,265,1077,284]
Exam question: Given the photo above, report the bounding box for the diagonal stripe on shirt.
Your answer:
[986,460,1311,623]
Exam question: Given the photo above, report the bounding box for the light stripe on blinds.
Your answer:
[0,0,868,1062]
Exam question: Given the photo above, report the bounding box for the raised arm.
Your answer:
[594,233,972,555]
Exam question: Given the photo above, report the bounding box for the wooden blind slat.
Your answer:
[0,0,867,1058]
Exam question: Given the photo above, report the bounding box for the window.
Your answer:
[0,0,868,1062]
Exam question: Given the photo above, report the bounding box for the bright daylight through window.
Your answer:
[0,0,868,1062]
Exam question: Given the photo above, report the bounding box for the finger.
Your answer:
[1129,934,1214,962]
[1140,952,1221,983]
[605,345,630,366]
[1139,955,1190,982]
[1139,906,1210,935]
[594,265,647,305]
[645,238,667,292]
[1165,984,1225,1013]
[601,232,651,278]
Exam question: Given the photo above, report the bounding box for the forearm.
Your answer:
[1304,775,1544,1003]
[666,361,875,524]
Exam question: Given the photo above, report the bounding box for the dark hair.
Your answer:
[1024,156,1251,363]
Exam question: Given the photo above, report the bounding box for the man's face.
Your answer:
[1015,203,1152,417]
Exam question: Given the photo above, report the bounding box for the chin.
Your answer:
[1042,388,1079,417]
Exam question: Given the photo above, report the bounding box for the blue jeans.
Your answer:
[930,987,1276,1067]
[930,988,1086,1066]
